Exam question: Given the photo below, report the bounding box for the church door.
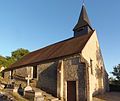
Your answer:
[33,66,37,78]
[67,81,76,101]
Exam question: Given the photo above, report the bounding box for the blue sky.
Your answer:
[0,0,119,76]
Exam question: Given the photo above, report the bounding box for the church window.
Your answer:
[90,59,93,75]
[101,66,103,76]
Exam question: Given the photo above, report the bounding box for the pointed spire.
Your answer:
[73,4,93,32]
[73,4,93,37]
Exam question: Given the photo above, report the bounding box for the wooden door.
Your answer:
[67,81,76,101]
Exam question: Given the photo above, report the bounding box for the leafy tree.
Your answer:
[0,55,8,67]
[5,56,15,67]
[11,48,29,61]
[0,48,29,68]
[111,64,120,82]
[109,77,119,85]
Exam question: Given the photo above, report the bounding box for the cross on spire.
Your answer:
[82,0,85,5]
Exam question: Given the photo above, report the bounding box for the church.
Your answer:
[2,4,109,101]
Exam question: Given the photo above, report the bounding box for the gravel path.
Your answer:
[93,92,120,101]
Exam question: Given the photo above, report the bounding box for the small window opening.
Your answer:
[90,59,93,75]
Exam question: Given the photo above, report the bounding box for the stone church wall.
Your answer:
[63,56,86,101]
[13,66,33,78]
[103,70,109,92]
[3,55,87,101]
[4,69,26,81]
[13,67,27,77]
[82,31,109,101]
[3,67,33,87]
[32,55,87,101]
[37,61,58,96]
[4,71,10,80]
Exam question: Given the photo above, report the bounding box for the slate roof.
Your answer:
[73,5,92,31]
[3,31,94,72]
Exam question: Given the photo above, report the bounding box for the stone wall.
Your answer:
[63,56,86,101]
[4,71,10,80]
[3,54,90,101]
[3,55,87,101]
[3,67,33,87]
[103,70,109,92]
[36,55,86,101]
[82,31,109,101]
[12,67,33,87]
[37,61,58,96]
[13,67,33,78]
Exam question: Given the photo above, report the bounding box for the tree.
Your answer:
[111,64,120,82]
[0,55,8,67]
[11,48,29,61]
[5,56,15,67]
[109,77,118,85]
[0,48,29,68]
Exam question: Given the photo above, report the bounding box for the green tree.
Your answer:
[111,64,120,82]
[0,48,29,68]
[0,55,8,67]
[5,56,15,67]
[11,48,29,61]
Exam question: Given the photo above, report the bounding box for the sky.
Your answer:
[0,0,120,76]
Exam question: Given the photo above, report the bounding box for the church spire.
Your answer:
[73,4,93,37]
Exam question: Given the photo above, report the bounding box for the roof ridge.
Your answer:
[3,31,94,72]
[27,32,92,54]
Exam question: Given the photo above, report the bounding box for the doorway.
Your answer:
[33,66,37,78]
[67,81,76,101]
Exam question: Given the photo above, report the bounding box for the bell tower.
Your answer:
[73,4,93,37]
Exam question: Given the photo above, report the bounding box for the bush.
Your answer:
[109,84,120,92]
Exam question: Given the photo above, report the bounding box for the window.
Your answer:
[90,59,93,75]
[101,66,103,76]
